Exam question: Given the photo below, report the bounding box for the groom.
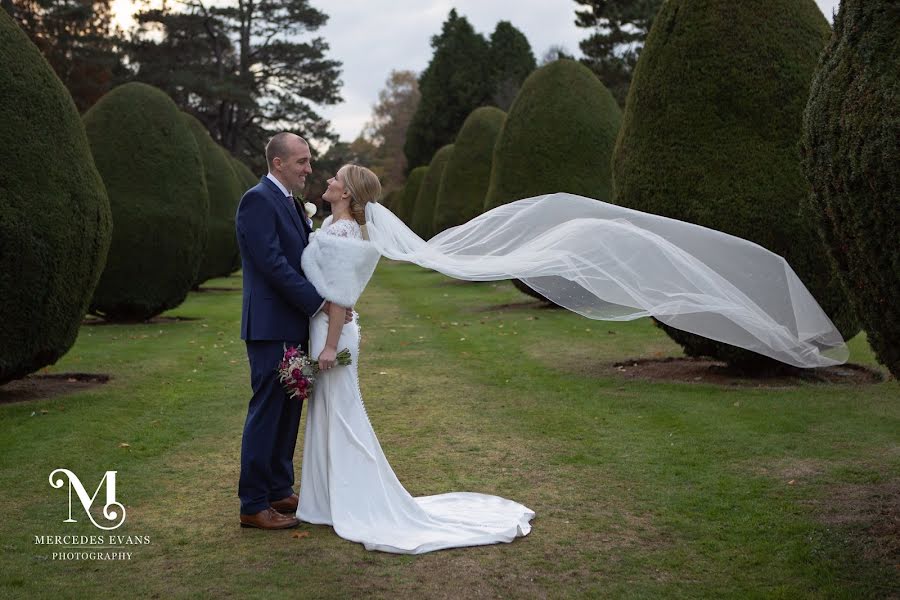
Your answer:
[234,132,348,529]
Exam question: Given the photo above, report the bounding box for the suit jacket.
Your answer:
[235,176,324,341]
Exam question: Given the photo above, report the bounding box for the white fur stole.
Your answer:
[301,230,380,307]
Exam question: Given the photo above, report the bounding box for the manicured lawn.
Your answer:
[1,261,896,598]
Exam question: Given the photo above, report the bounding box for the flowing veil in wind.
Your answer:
[365,194,848,369]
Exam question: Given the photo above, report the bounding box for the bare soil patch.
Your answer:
[0,373,110,404]
[193,286,241,292]
[602,357,884,387]
[82,315,199,326]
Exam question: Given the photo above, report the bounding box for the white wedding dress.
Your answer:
[297,217,535,554]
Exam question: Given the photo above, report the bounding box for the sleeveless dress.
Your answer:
[297,216,534,554]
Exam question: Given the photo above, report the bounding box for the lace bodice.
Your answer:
[321,216,363,240]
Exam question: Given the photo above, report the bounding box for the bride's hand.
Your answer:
[318,346,337,371]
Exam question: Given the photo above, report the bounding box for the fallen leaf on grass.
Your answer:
[292,531,309,539]
[119,443,130,449]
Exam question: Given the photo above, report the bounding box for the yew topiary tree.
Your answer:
[801,0,899,377]
[485,59,621,210]
[612,0,859,370]
[395,166,428,227]
[230,156,259,190]
[485,59,622,303]
[85,82,208,321]
[411,144,454,239]
[434,107,505,234]
[0,11,112,383]
[181,112,243,285]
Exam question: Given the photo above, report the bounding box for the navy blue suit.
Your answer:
[235,176,324,515]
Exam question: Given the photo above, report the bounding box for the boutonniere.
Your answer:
[291,194,316,220]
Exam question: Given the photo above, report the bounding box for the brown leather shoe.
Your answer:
[240,507,299,529]
[270,493,299,514]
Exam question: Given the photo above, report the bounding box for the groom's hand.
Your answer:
[321,301,354,324]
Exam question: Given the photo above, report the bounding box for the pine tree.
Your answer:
[124,0,342,173]
[488,21,536,111]
[403,9,492,172]
[574,0,663,106]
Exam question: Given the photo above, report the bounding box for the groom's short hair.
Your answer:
[266,133,308,169]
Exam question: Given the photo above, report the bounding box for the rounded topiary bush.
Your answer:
[85,82,208,320]
[382,187,403,211]
[0,12,112,384]
[801,0,899,377]
[612,0,859,370]
[486,60,621,303]
[230,156,258,190]
[484,59,621,210]
[434,107,505,234]
[181,112,243,285]
[412,144,454,239]
[397,166,428,227]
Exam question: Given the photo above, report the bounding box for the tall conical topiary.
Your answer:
[485,59,622,210]
[230,156,259,190]
[412,144,454,239]
[181,112,243,285]
[0,12,112,384]
[485,59,622,303]
[612,0,859,370]
[434,107,505,234]
[396,166,428,226]
[801,0,899,377]
[382,187,403,212]
[85,82,209,320]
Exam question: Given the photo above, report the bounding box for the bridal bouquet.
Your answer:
[277,344,352,401]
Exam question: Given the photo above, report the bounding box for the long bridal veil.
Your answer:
[364,194,848,369]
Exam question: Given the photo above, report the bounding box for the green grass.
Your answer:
[1,262,897,599]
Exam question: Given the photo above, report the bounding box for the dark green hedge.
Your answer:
[181,112,243,284]
[801,0,899,377]
[0,12,112,383]
[434,107,505,233]
[396,167,428,227]
[485,59,621,303]
[485,59,621,210]
[85,82,208,320]
[382,187,403,212]
[612,0,859,369]
[412,144,454,239]
[230,156,259,190]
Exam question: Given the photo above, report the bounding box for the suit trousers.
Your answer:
[238,339,305,514]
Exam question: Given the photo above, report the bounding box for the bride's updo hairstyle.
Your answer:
[340,164,382,237]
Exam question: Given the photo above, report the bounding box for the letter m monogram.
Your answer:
[49,469,126,530]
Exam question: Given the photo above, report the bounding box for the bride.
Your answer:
[297,164,535,554]
[296,163,848,554]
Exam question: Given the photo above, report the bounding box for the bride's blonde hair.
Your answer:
[339,164,382,238]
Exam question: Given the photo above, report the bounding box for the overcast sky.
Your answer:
[314,0,841,141]
[113,1,842,142]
